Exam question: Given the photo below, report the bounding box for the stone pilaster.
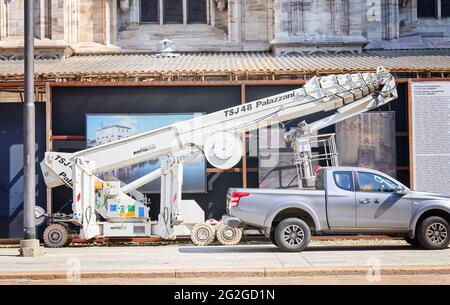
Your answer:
[50,0,65,40]
[35,0,43,39]
[267,0,274,42]
[6,0,24,37]
[228,0,242,43]
[129,0,140,28]
[64,0,79,46]
[0,0,8,40]
[341,0,350,35]
[104,0,111,45]
[383,0,399,40]
[331,0,343,34]
[209,0,215,27]
[273,0,289,43]
[34,0,53,39]
[347,0,363,37]
[109,0,118,44]
[290,1,304,37]
[92,0,107,44]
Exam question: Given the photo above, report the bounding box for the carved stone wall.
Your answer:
[0,0,450,58]
[271,0,368,54]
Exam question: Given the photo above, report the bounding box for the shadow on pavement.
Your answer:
[178,244,417,254]
[178,246,275,253]
[305,245,415,252]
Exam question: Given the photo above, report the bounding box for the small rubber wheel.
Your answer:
[190,222,216,246]
[216,223,243,246]
[417,216,450,250]
[43,223,70,248]
[274,218,311,252]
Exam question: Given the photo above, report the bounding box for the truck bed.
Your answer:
[226,187,327,230]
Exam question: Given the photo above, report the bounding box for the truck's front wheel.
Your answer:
[274,218,311,252]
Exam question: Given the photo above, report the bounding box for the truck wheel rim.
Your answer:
[426,223,448,245]
[283,225,304,246]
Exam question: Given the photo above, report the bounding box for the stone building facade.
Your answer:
[0,0,449,58]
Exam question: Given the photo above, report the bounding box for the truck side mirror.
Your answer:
[396,186,408,195]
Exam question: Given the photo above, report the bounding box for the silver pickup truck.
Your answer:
[223,167,450,252]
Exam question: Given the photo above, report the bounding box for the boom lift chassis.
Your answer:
[40,67,397,247]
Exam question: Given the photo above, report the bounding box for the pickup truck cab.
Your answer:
[223,167,450,252]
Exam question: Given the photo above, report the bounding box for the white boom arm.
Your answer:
[42,67,396,190]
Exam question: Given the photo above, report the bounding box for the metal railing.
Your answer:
[292,133,339,188]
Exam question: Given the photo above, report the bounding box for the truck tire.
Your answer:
[216,223,242,246]
[43,223,71,248]
[191,222,215,246]
[417,216,450,250]
[274,218,311,252]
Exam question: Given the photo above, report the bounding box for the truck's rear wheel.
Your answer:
[417,216,450,250]
[191,222,215,246]
[274,218,310,252]
[43,223,71,248]
[216,223,242,246]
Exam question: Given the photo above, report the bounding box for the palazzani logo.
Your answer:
[133,144,157,155]
[256,91,295,108]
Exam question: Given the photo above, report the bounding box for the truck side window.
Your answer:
[333,171,354,192]
[356,172,397,193]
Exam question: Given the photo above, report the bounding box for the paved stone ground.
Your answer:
[0,240,449,275]
[2,274,450,285]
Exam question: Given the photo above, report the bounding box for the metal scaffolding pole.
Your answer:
[20,0,43,257]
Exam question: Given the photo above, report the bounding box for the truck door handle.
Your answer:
[359,199,371,204]
[373,199,380,204]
